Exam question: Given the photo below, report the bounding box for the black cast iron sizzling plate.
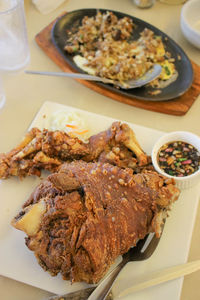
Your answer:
[51,8,193,101]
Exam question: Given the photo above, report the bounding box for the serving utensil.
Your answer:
[47,258,200,300]
[25,64,162,89]
[87,232,160,300]
[47,232,161,300]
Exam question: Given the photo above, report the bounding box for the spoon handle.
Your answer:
[25,70,114,84]
[25,64,162,90]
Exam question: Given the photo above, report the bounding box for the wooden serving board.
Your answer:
[35,14,200,116]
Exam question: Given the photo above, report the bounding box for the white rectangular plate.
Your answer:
[0,101,199,299]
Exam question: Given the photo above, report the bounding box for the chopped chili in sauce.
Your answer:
[157,141,200,177]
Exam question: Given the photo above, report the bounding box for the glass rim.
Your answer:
[0,0,22,16]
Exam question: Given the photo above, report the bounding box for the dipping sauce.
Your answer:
[157,141,200,177]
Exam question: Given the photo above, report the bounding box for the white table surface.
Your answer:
[0,0,200,299]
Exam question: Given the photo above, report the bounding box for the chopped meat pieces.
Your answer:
[64,11,176,86]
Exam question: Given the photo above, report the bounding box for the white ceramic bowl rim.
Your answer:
[152,131,200,182]
[181,0,200,36]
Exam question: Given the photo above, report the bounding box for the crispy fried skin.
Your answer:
[12,161,180,284]
[0,122,148,179]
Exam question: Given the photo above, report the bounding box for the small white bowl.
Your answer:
[180,0,200,49]
[152,131,200,189]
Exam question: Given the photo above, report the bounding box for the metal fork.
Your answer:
[48,232,161,300]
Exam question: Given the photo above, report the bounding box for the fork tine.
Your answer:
[141,233,161,258]
[122,234,151,261]
[130,221,166,261]
[125,222,165,262]
[141,221,166,259]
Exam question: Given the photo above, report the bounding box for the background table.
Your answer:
[0,0,199,299]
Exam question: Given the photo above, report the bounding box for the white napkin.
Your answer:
[32,0,66,14]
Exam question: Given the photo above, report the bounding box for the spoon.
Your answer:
[25,64,162,89]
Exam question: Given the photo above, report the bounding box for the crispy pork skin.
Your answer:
[12,161,179,283]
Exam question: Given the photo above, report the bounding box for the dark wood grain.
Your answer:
[35,13,200,116]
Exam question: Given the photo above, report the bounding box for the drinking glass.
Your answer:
[0,0,30,108]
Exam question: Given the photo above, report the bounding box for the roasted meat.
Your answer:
[0,122,148,179]
[12,161,180,284]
